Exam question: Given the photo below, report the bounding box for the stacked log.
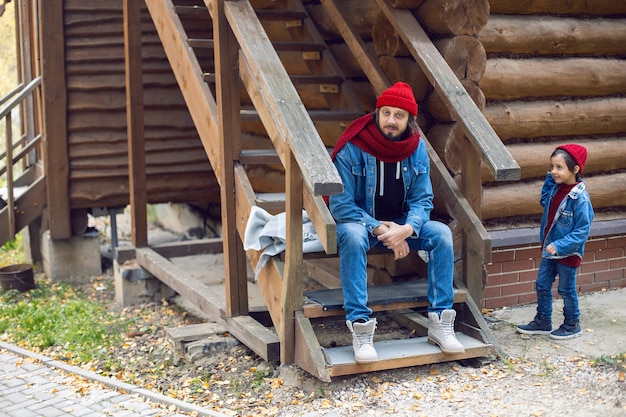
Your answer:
[372,0,488,187]
[478,2,626,222]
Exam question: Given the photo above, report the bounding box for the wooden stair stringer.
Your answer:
[135,247,280,362]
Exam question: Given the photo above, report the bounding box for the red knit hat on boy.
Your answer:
[556,144,588,173]
[376,82,418,116]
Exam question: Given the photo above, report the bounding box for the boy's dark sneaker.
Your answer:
[550,320,582,340]
[516,316,552,335]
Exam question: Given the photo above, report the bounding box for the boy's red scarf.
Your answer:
[331,113,420,163]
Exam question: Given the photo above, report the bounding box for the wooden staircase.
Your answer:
[138,0,516,381]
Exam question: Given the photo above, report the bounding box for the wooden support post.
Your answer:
[123,0,147,248]
[213,0,248,317]
[281,147,304,363]
[39,0,70,239]
[461,135,484,307]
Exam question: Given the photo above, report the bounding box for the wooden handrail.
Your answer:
[321,0,491,262]
[223,0,342,198]
[375,0,520,182]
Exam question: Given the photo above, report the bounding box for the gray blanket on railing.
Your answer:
[243,206,323,279]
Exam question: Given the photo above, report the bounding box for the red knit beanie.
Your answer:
[556,144,587,173]
[376,82,418,116]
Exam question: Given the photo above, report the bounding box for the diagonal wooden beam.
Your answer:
[375,0,520,182]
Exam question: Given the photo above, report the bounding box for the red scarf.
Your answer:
[331,113,420,163]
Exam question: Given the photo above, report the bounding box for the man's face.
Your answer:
[377,106,410,140]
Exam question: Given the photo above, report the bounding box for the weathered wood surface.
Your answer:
[479,16,626,56]
[226,0,343,196]
[427,79,484,122]
[376,0,519,181]
[481,139,626,182]
[416,0,490,35]
[434,36,486,83]
[484,98,626,141]
[482,172,626,220]
[488,0,626,16]
[64,0,217,210]
[306,0,381,41]
[482,58,626,100]
[40,0,71,238]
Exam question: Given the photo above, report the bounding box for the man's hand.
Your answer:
[377,221,414,260]
[546,243,557,255]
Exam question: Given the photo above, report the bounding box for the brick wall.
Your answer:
[483,229,626,310]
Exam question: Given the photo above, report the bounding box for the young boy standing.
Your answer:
[517,144,594,340]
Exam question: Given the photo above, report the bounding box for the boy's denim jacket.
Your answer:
[329,138,433,237]
[539,172,594,260]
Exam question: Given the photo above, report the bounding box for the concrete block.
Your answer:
[40,230,101,282]
[113,259,175,307]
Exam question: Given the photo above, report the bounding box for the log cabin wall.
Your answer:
[478,1,626,223]
[478,1,626,307]
[64,0,218,211]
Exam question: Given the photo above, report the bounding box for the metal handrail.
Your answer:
[0,77,41,119]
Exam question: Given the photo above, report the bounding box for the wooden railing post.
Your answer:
[282,148,304,363]
[123,0,148,248]
[461,135,485,305]
[213,0,249,317]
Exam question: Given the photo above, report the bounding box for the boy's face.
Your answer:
[550,154,579,185]
[377,106,410,140]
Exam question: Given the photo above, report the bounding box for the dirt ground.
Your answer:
[89,209,626,417]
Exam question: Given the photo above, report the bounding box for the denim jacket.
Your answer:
[329,139,433,237]
[539,172,594,260]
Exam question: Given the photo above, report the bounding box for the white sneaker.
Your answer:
[428,310,465,354]
[346,319,378,363]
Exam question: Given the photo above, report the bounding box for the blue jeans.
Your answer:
[336,219,455,322]
[535,257,580,323]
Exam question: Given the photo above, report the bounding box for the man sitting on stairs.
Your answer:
[328,82,464,363]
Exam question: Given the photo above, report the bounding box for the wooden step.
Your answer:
[240,108,364,122]
[174,5,209,17]
[187,38,214,49]
[303,280,468,319]
[255,9,308,21]
[272,41,326,52]
[323,333,493,378]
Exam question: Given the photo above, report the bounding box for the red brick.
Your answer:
[519,270,538,285]
[579,281,610,294]
[515,247,541,261]
[491,250,515,263]
[501,281,535,296]
[585,239,607,251]
[580,260,610,274]
[488,272,519,285]
[518,292,538,305]
[576,272,594,285]
[595,247,624,260]
[482,285,501,299]
[484,295,519,310]
[486,263,502,275]
[502,259,535,273]
[594,269,624,282]
[607,236,626,249]
[582,251,595,262]
[610,257,626,269]
[609,278,626,289]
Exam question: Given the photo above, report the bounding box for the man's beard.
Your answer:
[375,115,410,142]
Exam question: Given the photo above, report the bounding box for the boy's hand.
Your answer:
[546,243,557,255]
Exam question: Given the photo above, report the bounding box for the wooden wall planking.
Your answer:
[63,0,217,211]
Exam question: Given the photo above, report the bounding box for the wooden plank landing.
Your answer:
[324,333,493,378]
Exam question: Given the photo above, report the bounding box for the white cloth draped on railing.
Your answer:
[243,206,323,279]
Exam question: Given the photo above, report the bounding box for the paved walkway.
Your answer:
[0,342,228,417]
